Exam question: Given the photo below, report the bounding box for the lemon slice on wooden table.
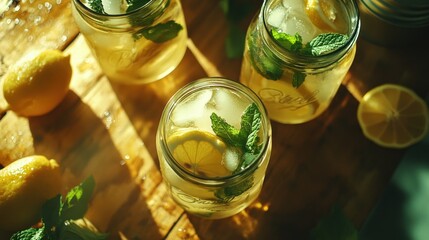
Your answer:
[357,84,429,148]
[1,49,72,117]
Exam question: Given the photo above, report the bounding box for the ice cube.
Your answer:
[279,10,321,43]
[267,6,287,28]
[171,89,213,128]
[211,88,248,127]
[223,147,240,172]
[102,0,123,15]
[282,0,304,10]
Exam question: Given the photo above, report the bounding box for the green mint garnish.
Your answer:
[271,30,303,52]
[292,71,307,88]
[134,20,183,43]
[11,176,108,240]
[308,33,349,56]
[210,103,263,202]
[248,30,283,80]
[214,176,254,202]
[249,27,349,88]
[270,28,349,88]
[211,102,262,156]
[88,0,105,14]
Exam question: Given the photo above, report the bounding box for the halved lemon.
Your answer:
[305,0,347,33]
[167,130,231,177]
[357,84,429,148]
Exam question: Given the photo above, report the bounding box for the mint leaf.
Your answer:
[215,176,254,202]
[135,20,183,43]
[271,29,303,52]
[268,28,349,88]
[239,103,262,153]
[60,176,95,222]
[10,227,45,240]
[310,204,359,240]
[307,33,349,56]
[42,194,61,232]
[211,103,263,201]
[210,113,242,147]
[292,71,306,88]
[248,30,283,80]
[87,0,105,14]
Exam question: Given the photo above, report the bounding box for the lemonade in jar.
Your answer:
[156,78,272,219]
[71,0,187,84]
[240,0,360,124]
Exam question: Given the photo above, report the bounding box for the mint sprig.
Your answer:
[248,27,349,88]
[11,176,108,240]
[134,20,183,43]
[210,103,263,202]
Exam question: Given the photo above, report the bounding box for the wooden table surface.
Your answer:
[1,0,428,239]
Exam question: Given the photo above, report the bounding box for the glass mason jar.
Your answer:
[156,78,272,219]
[71,0,188,84]
[240,0,360,124]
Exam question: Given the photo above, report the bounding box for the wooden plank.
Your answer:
[0,0,79,74]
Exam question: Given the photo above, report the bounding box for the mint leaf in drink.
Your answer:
[214,176,254,202]
[135,20,183,43]
[271,28,303,52]
[61,175,95,222]
[307,33,349,56]
[88,0,105,14]
[211,103,262,152]
[269,28,349,88]
[248,30,283,80]
[292,71,307,88]
[211,103,263,202]
[210,113,242,147]
[239,103,262,153]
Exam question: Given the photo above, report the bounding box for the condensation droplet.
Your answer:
[102,111,114,129]
[44,2,52,11]
[34,16,42,25]
[61,35,68,42]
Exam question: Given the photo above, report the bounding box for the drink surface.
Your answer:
[240,0,358,124]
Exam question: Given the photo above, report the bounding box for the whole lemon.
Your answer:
[2,49,72,117]
[0,155,62,231]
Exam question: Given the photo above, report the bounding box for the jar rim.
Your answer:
[158,78,272,186]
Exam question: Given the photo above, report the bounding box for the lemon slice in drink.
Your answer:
[357,84,429,148]
[167,130,231,178]
[305,0,347,33]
